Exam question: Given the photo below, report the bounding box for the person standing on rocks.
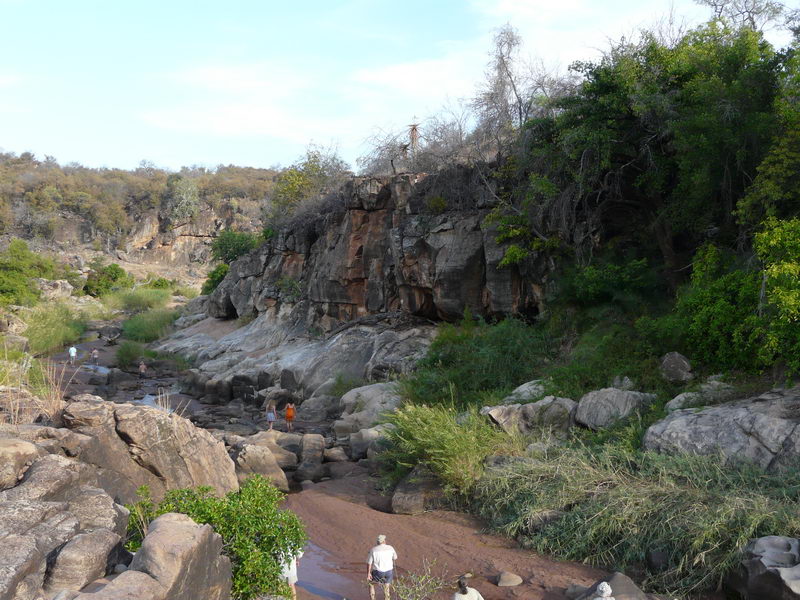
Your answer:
[265,402,277,431]
[367,534,397,600]
[68,345,77,366]
[280,548,304,600]
[91,348,100,365]
[138,360,147,380]
[453,575,484,600]
[285,401,296,432]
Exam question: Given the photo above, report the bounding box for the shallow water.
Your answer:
[297,543,366,600]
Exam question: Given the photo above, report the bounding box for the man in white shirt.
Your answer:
[280,549,304,600]
[68,345,77,366]
[367,534,397,600]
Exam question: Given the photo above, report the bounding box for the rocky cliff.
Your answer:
[158,172,550,401]
[207,173,547,327]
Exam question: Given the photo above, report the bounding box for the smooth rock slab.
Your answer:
[497,571,523,587]
[44,529,121,594]
[644,387,800,471]
[235,444,289,492]
[728,535,800,600]
[576,388,656,430]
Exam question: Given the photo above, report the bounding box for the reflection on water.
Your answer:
[297,543,365,600]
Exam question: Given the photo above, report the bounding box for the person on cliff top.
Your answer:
[280,548,304,600]
[265,402,277,431]
[285,401,296,432]
[453,575,484,600]
[68,345,77,366]
[138,360,147,380]
[367,534,397,600]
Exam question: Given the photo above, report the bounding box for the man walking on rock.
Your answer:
[367,534,397,600]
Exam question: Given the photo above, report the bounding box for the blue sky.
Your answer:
[0,0,792,170]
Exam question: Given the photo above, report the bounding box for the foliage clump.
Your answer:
[126,476,306,600]
[122,309,178,342]
[211,230,261,264]
[202,264,229,295]
[84,262,133,297]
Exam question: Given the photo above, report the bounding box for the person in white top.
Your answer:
[453,575,484,600]
[280,549,304,600]
[367,534,397,600]
[592,581,615,600]
[68,345,77,366]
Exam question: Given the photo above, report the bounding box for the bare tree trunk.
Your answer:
[654,217,680,292]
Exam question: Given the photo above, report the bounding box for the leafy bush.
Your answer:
[0,239,59,306]
[202,264,229,295]
[122,309,178,342]
[276,276,302,302]
[144,276,172,289]
[23,303,86,355]
[172,284,199,299]
[401,317,554,409]
[474,445,800,596]
[84,263,134,297]
[211,230,261,264]
[425,195,447,214]
[126,476,306,600]
[559,257,657,308]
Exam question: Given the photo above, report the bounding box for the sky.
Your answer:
[0,0,793,171]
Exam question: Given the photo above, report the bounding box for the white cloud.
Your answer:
[0,73,21,87]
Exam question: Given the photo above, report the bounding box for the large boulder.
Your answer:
[665,378,736,412]
[127,513,231,600]
[501,380,546,404]
[0,438,38,490]
[659,351,693,384]
[481,396,576,435]
[391,465,443,515]
[34,279,74,302]
[333,383,402,438]
[235,444,289,492]
[643,387,800,471]
[294,434,327,482]
[43,529,121,594]
[728,536,800,600]
[350,424,394,460]
[576,388,657,430]
[296,394,339,422]
[62,399,238,502]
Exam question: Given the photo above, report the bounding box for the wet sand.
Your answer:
[284,468,606,600]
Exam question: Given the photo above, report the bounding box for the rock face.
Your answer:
[156,173,552,403]
[235,444,289,492]
[728,536,800,600]
[62,399,239,502]
[665,378,736,412]
[481,396,576,435]
[391,465,443,515]
[207,174,544,325]
[34,278,74,301]
[643,387,800,471]
[575,389,657,430]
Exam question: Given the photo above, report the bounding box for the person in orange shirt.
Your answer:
[285,401,296,432]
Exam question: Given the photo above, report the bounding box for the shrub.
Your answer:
[380,404,518,494]
[106,288,171,313]
[330,373,365,397]
[116,340,145,368]
[401,317,554,409]
[144,276,172,289]
[425,195,447,214]
[23,303,86,355]
[126,476,306,600]
[172,284,199,299]
[276,276,302,302]
[473,445,800,596]
[211,230,261,264]
[202,264,229,295]
[0,239,58,306]
[84,263,134,297]
[122,309,178,342]
[559,257,658,309]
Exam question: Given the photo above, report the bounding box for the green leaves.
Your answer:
[211,230,261,265]
[126,476,307,600]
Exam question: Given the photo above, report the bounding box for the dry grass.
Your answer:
[0,348,73,426]
[154,387,189,417]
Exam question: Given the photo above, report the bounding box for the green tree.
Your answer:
[211,230,260,264]
[163,174,200,224]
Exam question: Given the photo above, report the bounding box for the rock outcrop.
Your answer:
[62,398,239,502]
[643,387,800,471]
[575,388,657,430]
[728,535,800,600]
[481,395,576,435]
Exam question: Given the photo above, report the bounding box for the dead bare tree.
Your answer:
[694,0,787,30]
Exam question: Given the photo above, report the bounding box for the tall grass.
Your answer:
[122,309,178,342]
[22,303,87,355]
[103,288,171,313]
[473,445,800,596]
[0,352,72,425]
[380,404,524,494]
